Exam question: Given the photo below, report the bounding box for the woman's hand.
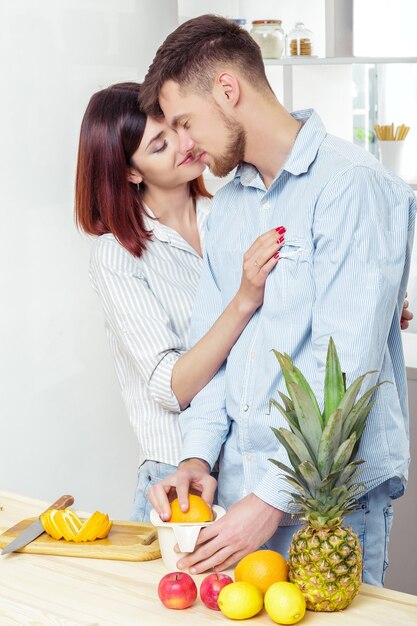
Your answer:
[401,294,414,330]
[236,226,285,313]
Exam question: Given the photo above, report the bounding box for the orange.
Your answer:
[234,549,289,595]
[169,494,213,523]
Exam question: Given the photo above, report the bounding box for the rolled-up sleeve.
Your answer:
[90,237,183,413]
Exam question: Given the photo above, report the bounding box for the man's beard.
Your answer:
[208,112,246,178]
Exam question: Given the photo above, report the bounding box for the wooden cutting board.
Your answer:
[0,517,161,561]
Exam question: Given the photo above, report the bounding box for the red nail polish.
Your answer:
[274,251,280,259]
[276,226,286,234]
[277,235,284,244]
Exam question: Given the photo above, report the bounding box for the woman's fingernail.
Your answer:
[274,252,280,259]
[190,567,197,574]
[160,512,169,521]
[276,226,286,234]
[277,236,284,244]
[177,561,184,569]
[173,545,179,553]
[180,503,188,511]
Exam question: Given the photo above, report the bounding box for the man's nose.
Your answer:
[178,130,195,153]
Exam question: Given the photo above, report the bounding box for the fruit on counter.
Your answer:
[264,582,306,624]
[158,571,197,609]
[40,508,112,542]
[270,337,385,611]
[217,581,263,620]
[199,572,233,610]
[169,494,213,523]
[234,549,289,594]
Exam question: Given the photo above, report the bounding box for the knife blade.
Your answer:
[1,494,74,555]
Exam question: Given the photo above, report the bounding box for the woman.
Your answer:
[75,82,285,521]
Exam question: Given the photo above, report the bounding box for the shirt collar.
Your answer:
[235,109,327,188]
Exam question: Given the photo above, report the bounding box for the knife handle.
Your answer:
[40,495,74,515]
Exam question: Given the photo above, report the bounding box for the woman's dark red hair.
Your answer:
[75,82,211,257]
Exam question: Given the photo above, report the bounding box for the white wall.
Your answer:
[0,0,178,519]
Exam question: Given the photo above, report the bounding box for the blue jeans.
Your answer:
[265,480,394,587]
[131,459,177,522]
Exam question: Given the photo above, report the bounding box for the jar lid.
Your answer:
[231,18,247,25]
[252,19,282,25]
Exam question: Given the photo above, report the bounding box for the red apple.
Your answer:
[158,571,197,610]
[200,573,233,610]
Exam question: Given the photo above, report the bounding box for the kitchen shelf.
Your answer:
[265,56,417,66]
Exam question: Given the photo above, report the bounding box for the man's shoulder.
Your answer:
[321,134,380,172]
[319,135,414,196]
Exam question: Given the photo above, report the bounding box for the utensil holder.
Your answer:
[379,140,406,176]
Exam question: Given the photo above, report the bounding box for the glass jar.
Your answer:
[287,22,314,56]
[250,20,285,59]
[230,18,247,30]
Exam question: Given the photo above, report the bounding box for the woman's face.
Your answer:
[130,116,206,189]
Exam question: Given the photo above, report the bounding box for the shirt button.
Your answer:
[251,351,256,360]
[246,454,253,461]
[262,201,271,209]
[243,404,249,412]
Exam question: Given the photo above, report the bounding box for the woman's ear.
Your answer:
[128,168,143,185]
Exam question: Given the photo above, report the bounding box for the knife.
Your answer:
[1,494,74,555]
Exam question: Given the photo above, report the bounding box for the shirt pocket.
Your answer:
[278,238,311,276]
[264,237,313,320]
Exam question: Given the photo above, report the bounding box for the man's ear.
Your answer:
[128,168,143,185]
[214,72,240,108]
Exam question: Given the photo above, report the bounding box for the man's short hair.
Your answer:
[141,14,272,116]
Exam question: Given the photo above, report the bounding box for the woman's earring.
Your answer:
[137,182,140,191]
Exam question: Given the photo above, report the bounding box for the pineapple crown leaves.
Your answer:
[269,337,390,526]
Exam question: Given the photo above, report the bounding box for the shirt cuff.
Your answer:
[252,466,302,514]
[180,430,224,471]
[148,351,182,413]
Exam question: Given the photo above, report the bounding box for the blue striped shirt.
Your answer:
[180,109,417,523]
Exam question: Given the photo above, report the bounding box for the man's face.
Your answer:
[159,80,246,178]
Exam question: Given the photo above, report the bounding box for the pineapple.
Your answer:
[269,337,385,612]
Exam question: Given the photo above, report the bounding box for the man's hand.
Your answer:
[147,458,216,521]
[401,295,414,330]
[176,493,284,574]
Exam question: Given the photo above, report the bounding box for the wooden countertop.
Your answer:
[1,491,417,626]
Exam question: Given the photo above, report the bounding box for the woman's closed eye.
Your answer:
[153,140,168,153]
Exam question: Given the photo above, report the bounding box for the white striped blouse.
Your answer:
[89,197,211,466]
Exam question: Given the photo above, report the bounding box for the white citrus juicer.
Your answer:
[150,505,226,570]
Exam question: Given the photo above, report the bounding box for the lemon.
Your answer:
[218,581,263,620]
[264,582,306,624]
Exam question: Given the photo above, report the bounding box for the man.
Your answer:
[141,15,416,583]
